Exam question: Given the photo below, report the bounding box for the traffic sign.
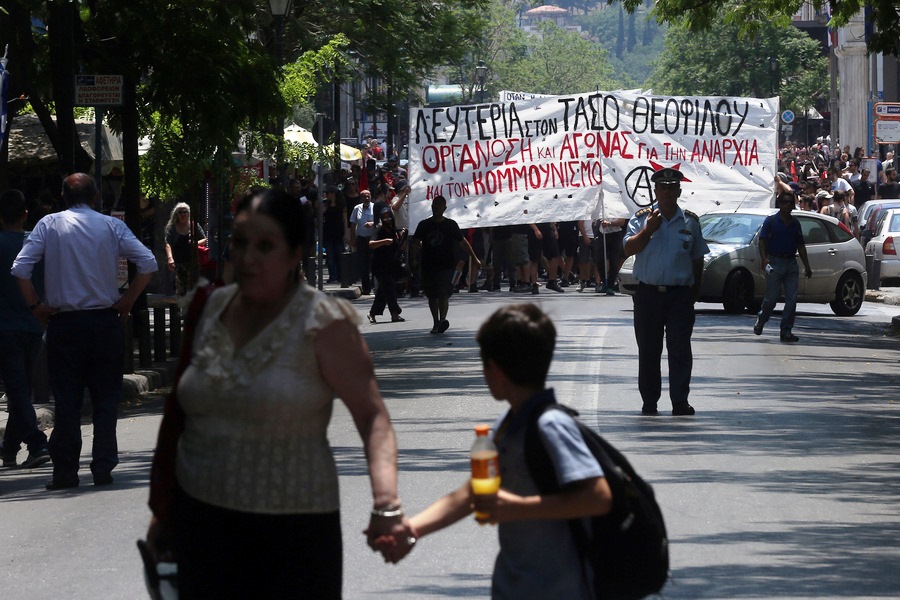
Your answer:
[781,110,795,124]
[875,119,900,144]
[874,102,900,118]
[74,75,123,106]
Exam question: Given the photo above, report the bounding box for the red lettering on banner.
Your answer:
[469,159,603,194]
[690,138,760,165]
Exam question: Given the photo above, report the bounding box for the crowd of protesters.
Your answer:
[294,137,631,333]
[278,136,899,334]
[777,138,898,210]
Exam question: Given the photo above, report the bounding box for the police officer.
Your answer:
[623,167,709,416]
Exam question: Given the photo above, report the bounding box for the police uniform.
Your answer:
[623,167,709,415]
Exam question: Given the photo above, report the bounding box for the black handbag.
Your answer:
[391,231,410,282]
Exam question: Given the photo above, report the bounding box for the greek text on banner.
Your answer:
[407,90,778,231]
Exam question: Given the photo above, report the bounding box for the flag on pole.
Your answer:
[0,45,9,144]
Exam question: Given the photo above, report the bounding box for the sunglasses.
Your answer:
[177,209,189,214]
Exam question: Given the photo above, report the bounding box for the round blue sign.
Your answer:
[781,110,795,124]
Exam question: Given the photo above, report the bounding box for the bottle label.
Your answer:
[471,451,499,479]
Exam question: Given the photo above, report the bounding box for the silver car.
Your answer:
[864,208,900,284]
[619,209,867,316]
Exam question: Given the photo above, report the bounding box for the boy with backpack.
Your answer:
[400,303,614,599]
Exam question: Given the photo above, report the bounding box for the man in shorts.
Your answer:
[412,195,480,334]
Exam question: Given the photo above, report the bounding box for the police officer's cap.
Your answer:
[651,167,684,185]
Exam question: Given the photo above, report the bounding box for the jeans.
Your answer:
[323,238,343,282]
[757,256,799,335]
[46,309,124,483]
[0,331,47,456]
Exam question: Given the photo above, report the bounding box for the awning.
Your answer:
[6,113,123,175]
[284,124,362,162]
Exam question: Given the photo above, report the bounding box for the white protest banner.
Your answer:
[408,90,779,231]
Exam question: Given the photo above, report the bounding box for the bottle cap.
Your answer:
[475,424,490,436]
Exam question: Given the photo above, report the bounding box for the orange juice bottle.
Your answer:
[470,424,500,522]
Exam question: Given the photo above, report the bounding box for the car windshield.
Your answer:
[700,213,766,244]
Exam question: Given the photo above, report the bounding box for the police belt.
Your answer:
[638,282,689,292]
[768,252,796,259]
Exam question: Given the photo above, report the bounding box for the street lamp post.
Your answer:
[269,0,292,172]
[475,60,488,104]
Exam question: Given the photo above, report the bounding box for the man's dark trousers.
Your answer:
[46,309,124,484]
[633,284,695,408]
[356,237,372,294]
[0,331,44,454]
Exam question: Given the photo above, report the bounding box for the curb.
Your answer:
[1,361,178,439]
[865,290,900,306]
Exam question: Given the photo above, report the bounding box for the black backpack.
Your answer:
[523,401,669,600]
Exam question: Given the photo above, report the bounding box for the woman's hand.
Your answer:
[167,256,175,272]
[364,514,416,564]
[145,516,177,563]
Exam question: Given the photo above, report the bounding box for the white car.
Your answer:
[619,209,867,316]
[864,208,900,284]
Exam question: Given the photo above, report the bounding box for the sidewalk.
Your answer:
[0,283,364,439]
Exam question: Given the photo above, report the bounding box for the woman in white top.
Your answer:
[147,188,411,598]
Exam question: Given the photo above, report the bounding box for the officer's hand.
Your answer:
[805,267,812,279]
[645,209,662,234]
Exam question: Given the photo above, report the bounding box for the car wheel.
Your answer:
[722,270,753,314]
[830,271,864,316]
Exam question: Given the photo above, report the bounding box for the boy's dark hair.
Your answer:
[0,189,27,225]
[476,303,555,388]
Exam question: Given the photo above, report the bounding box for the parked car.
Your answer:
[858,200,900,245]
[864,208,900,284]
[619,209,867,316]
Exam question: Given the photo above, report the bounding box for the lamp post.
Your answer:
[475,60,488,104]
[269,0,292,171]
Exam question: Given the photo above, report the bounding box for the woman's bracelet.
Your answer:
[371,504,403,518]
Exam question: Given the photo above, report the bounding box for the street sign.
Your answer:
[74,74,123,106]
[875,119,900,144]
[874,102,900,118]
[781,110,795,124]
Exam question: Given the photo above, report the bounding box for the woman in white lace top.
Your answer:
[147,188,412,598]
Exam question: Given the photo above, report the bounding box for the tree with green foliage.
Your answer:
[494,20,619,95]
[647,21,828,117]
[577,3,665,87]
[0,0,491,202]
[621,0,899,57]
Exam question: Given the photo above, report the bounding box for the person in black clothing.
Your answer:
[880,167,900,200]
[367,207,406,324]
[322,186,346,283]
[165,203,207,296]
[412,195,480,334]
[852,168,875,209]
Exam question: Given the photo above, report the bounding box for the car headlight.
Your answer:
[703,247,730,268]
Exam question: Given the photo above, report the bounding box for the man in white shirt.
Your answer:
[827,166,854,207]
[349,189,375,295]
[12,173,157,490]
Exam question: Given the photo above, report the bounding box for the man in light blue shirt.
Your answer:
[349,189,375,294]
[624,167,708,417]
[12,173,157,490]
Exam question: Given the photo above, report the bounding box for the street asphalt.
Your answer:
[2,283,899,439]
[1,282,899,599]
